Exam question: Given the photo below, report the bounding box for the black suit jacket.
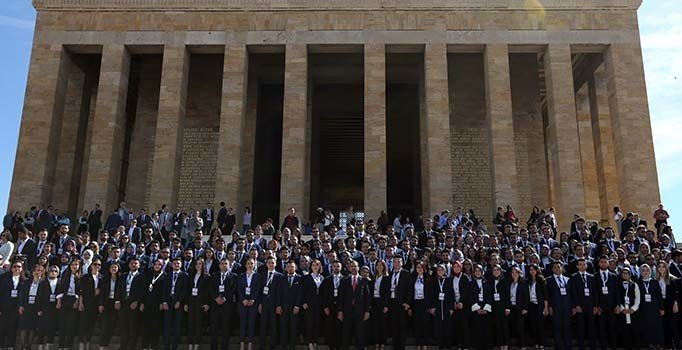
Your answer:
[388,269,414,305]
[162,271,190,306]
[338,275,370,316]
[80,273,102,309]
[569,272,597,309]
[279,274,303,309]
[209,271,237,305]
[259,270,284,308]
[118,271,146,304]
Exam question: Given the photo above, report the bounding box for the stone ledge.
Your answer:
[33,0,642,11]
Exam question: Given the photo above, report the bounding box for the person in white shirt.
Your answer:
[0,231,15,272]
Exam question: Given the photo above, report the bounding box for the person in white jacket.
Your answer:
[0,230,15,274]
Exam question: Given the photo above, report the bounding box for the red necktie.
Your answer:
[352,276,357,291]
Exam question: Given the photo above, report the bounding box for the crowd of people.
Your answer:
[0,201,678,350]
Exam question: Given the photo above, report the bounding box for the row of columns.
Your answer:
[9,42,660,227]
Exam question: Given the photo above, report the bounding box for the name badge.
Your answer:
[602,287,609,295]
[219,285,225,293]
[335,289,340,298]
[645,294,652,302]
[245,287,251,296]
[57,248,63,255]
[262,286,269,295]
[28,296,36,304]
[584,288,590,296]
[494,293,501,301]
[149,284,154,293]
[415,290,424,299]
[479,293,484,302]
[10,290,18,298]
[109,290,115,299]
[559,287,567,296]
[624,296,630,305]
[50,294,56,302]
[192,288,198,297]
[438,292,445,301]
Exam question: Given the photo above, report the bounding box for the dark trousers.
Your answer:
[368,299,387,346]
[471,312,490,350]
[164,307,184,350]
[210,304,233,350]
[279,308,299,350]
[412,299,430,346]
[451,308,469,348]
[99,307,118,347]
[38,306,58,344]
[142,308,163,349]
[120,304,142,350]
[509,306,526,347]
[527,303,545,347]
[575,310,597,350]
[388,300,408,350]
[493,303,509,346]
[58,297,79,348]
[78,307,99,343]
[341,312,365,350]
[259,305,279,350]
[0,306,19,348]
[597,309,617,350]
[663,305,678,349]
[432,311,451,349]
[239,304,258,343]
[324,304,341,350]
[187,301,205,345]
[552,307,572,350]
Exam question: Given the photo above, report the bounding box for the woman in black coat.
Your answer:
[37,265,60,347]
[16,264,44,350]
[368,260,390,349]
[430,264,453,350]
[526,264,549,349]
[56,258,82,349]
[469,264,494,350]
[450,261,471,349]
[141,258,166,349]
[237,258,262,349]
[78,258,102,349]
[411,261,431,350]
[616,267,640,350]
[656,261,679,349]
[186,257,210,349]
[637,264,664,348]
[301,259,325,349]
[0,260,27,349]
[99,262,123,349]
[490,264,510,349]
[508,266,529,348]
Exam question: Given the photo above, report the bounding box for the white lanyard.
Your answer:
[643,280,650,294]
[193,274,200,288]
[438,278,445,293]
[246,272,253,288]
[391,273,399,289]
[266,272,275,286]
[220,273,227,285]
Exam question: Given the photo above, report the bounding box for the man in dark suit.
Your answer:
[14,228,37,268]
[162,258,190,350]
[209,258,237,350]
[217,202,228,234]
[105,210,123,233]
[388,256,413,350]
[87,204,103,241]
[569,258,597,350]
[127,220,143,244]
[338,260,370,350]
[118,257,146,350]
[547,261,572,350]
[259,256,284,350]
[201,205,215,233]
[322,260,344,350]
[599,227,621,254]
[595,255,621,349]
[137,209,152,228]
[278,261,303,350]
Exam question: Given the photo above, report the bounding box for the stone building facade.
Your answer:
[9,0,660,228]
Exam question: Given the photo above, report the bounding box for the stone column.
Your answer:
[544,44,586,230]
[149,45,189,210]
[364,43,387,219]
[589,64,621,227]
[215,44,248,216]
[422,43,454,216]
[8,44,70,211]
[575,83,601,221]
[484,44,519,209]
[83,45,131,213]
[604,43,660,217]
[279,44,308,223]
